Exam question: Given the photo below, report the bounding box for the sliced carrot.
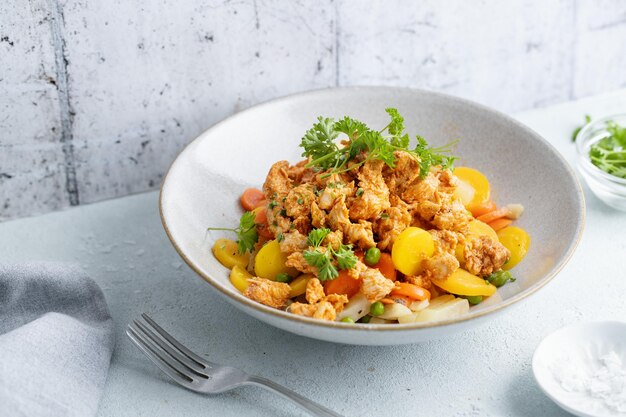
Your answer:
[379,298,395,304]
[488,218,513,232]
[470,200,497,218]
[324,269,361,298]
[476,207,512,224]
[254,208,274,239]
[240,188,266,211]
[390,282,431,301]
[374,252,397,282]
[388,294,414,307]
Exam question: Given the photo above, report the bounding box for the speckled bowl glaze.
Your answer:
[160,87,585,345]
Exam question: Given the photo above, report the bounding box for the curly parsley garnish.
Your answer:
[303,228,358,281]
[207,211,258,254]
[588,120,626,179]
[300,108,457,178]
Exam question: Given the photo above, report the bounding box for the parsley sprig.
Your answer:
[588,120,626,179]
[303,228,358,281]
[300,108,457,178]
[207,211,259,254]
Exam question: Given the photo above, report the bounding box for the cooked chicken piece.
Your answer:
[431,198,471,233]
[266,206,292,236]
[349,160,391,221]
[347,259,368,280]
[243,278,291,309]
[323,293,349,313]
[463,236,511,276]
[263,161,292,199]
[402,171,440,204]
[306,278,325,304]
[291,215,311,236]
[317,174,355,210]
[429,229,461,255]
[313,300,337,321]
[405,274,433,291]
[384,151,421,195]
[437,169,459,194]
[289,302,316,317]
[311,201,326,228]
[279,230,308,254]
[344,220,375,248]
[286,160,316,185]
[323,229,343,251]
[285,184,316,218]
[422,252,459,281]
[360,268,395,302]
[374,195,412,250]
[328,195,376,248]
[285,251,318,275]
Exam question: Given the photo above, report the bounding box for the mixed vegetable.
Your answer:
[209,109,530,324]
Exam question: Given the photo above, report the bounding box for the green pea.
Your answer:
[370,301,385,316]
[364,247,381,266]
[486,270,515,287]
[360,315,372,323]
[464,295,483,305]
[340,317,355,323]
[275,273,292,283]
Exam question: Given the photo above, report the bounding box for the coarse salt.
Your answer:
[551,349,626,415]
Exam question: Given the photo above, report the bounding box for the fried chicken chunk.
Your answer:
[422,252,459,281]
[306,278,325,304]
[243,278,291,309]
[463,236,511,276]
[349,160,390,221]
[360,268,395,302]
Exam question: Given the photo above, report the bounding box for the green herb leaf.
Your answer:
[334,244,358,270]
[207,211,259,254]
[572,114,592,142]
[307,228,331,247]
[588,119,626,179]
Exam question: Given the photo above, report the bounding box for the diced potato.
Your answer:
[229,265,253,293]
[504,204,524,220]
[432,268,497,296]
[368,317,393,324]
[336,293,371,321]
[453,167,490,212]
[391,227,435,275]
[497,226,530,270]
[409,299,430,312]
[398,297,470,323]
[377,302,413,320]
[288,273,314,298]
[212,238,250,269]
[254,240,298,280]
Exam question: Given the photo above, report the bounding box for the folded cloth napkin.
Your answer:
[0,263,115,417]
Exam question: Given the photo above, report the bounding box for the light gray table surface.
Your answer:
[1,90,626,417]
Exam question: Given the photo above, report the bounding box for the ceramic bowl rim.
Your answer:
[159,86,586,333]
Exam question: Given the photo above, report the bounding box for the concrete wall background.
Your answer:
[1,0,626,220]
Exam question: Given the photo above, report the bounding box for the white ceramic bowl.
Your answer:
[533,321,626,417]
[160,87,585,345]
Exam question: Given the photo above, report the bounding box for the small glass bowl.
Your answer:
[576,114,626,211]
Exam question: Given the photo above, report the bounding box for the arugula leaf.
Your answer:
[207,211,259,254]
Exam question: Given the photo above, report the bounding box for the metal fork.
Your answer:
[127,313,343,417]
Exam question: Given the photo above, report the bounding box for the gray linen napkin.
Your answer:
[0,263,115,417]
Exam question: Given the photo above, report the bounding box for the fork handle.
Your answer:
[246,375,343,417]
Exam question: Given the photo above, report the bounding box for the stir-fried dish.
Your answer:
[209,109,530,324]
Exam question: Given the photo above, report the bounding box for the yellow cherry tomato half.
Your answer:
[432,268,497,297]
[212,238,250,269]
[496,226,530,270]
[453,167,490,213]
[391,227,435,276]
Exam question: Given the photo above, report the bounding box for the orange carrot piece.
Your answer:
[470,200,497,217]
[374,253,397,282]
[488,218,513,232]
[476,207,511,224]
[379,298,395,304]
[240,188,266,211]
[254,208,274,240]
[390,282,431,301]
[324,269,361,298]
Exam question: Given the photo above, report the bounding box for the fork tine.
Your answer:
[127,324,198,390]
[133,319,207,376]
[141,313,211,367]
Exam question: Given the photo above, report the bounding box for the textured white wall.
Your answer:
[1,0,626,220]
